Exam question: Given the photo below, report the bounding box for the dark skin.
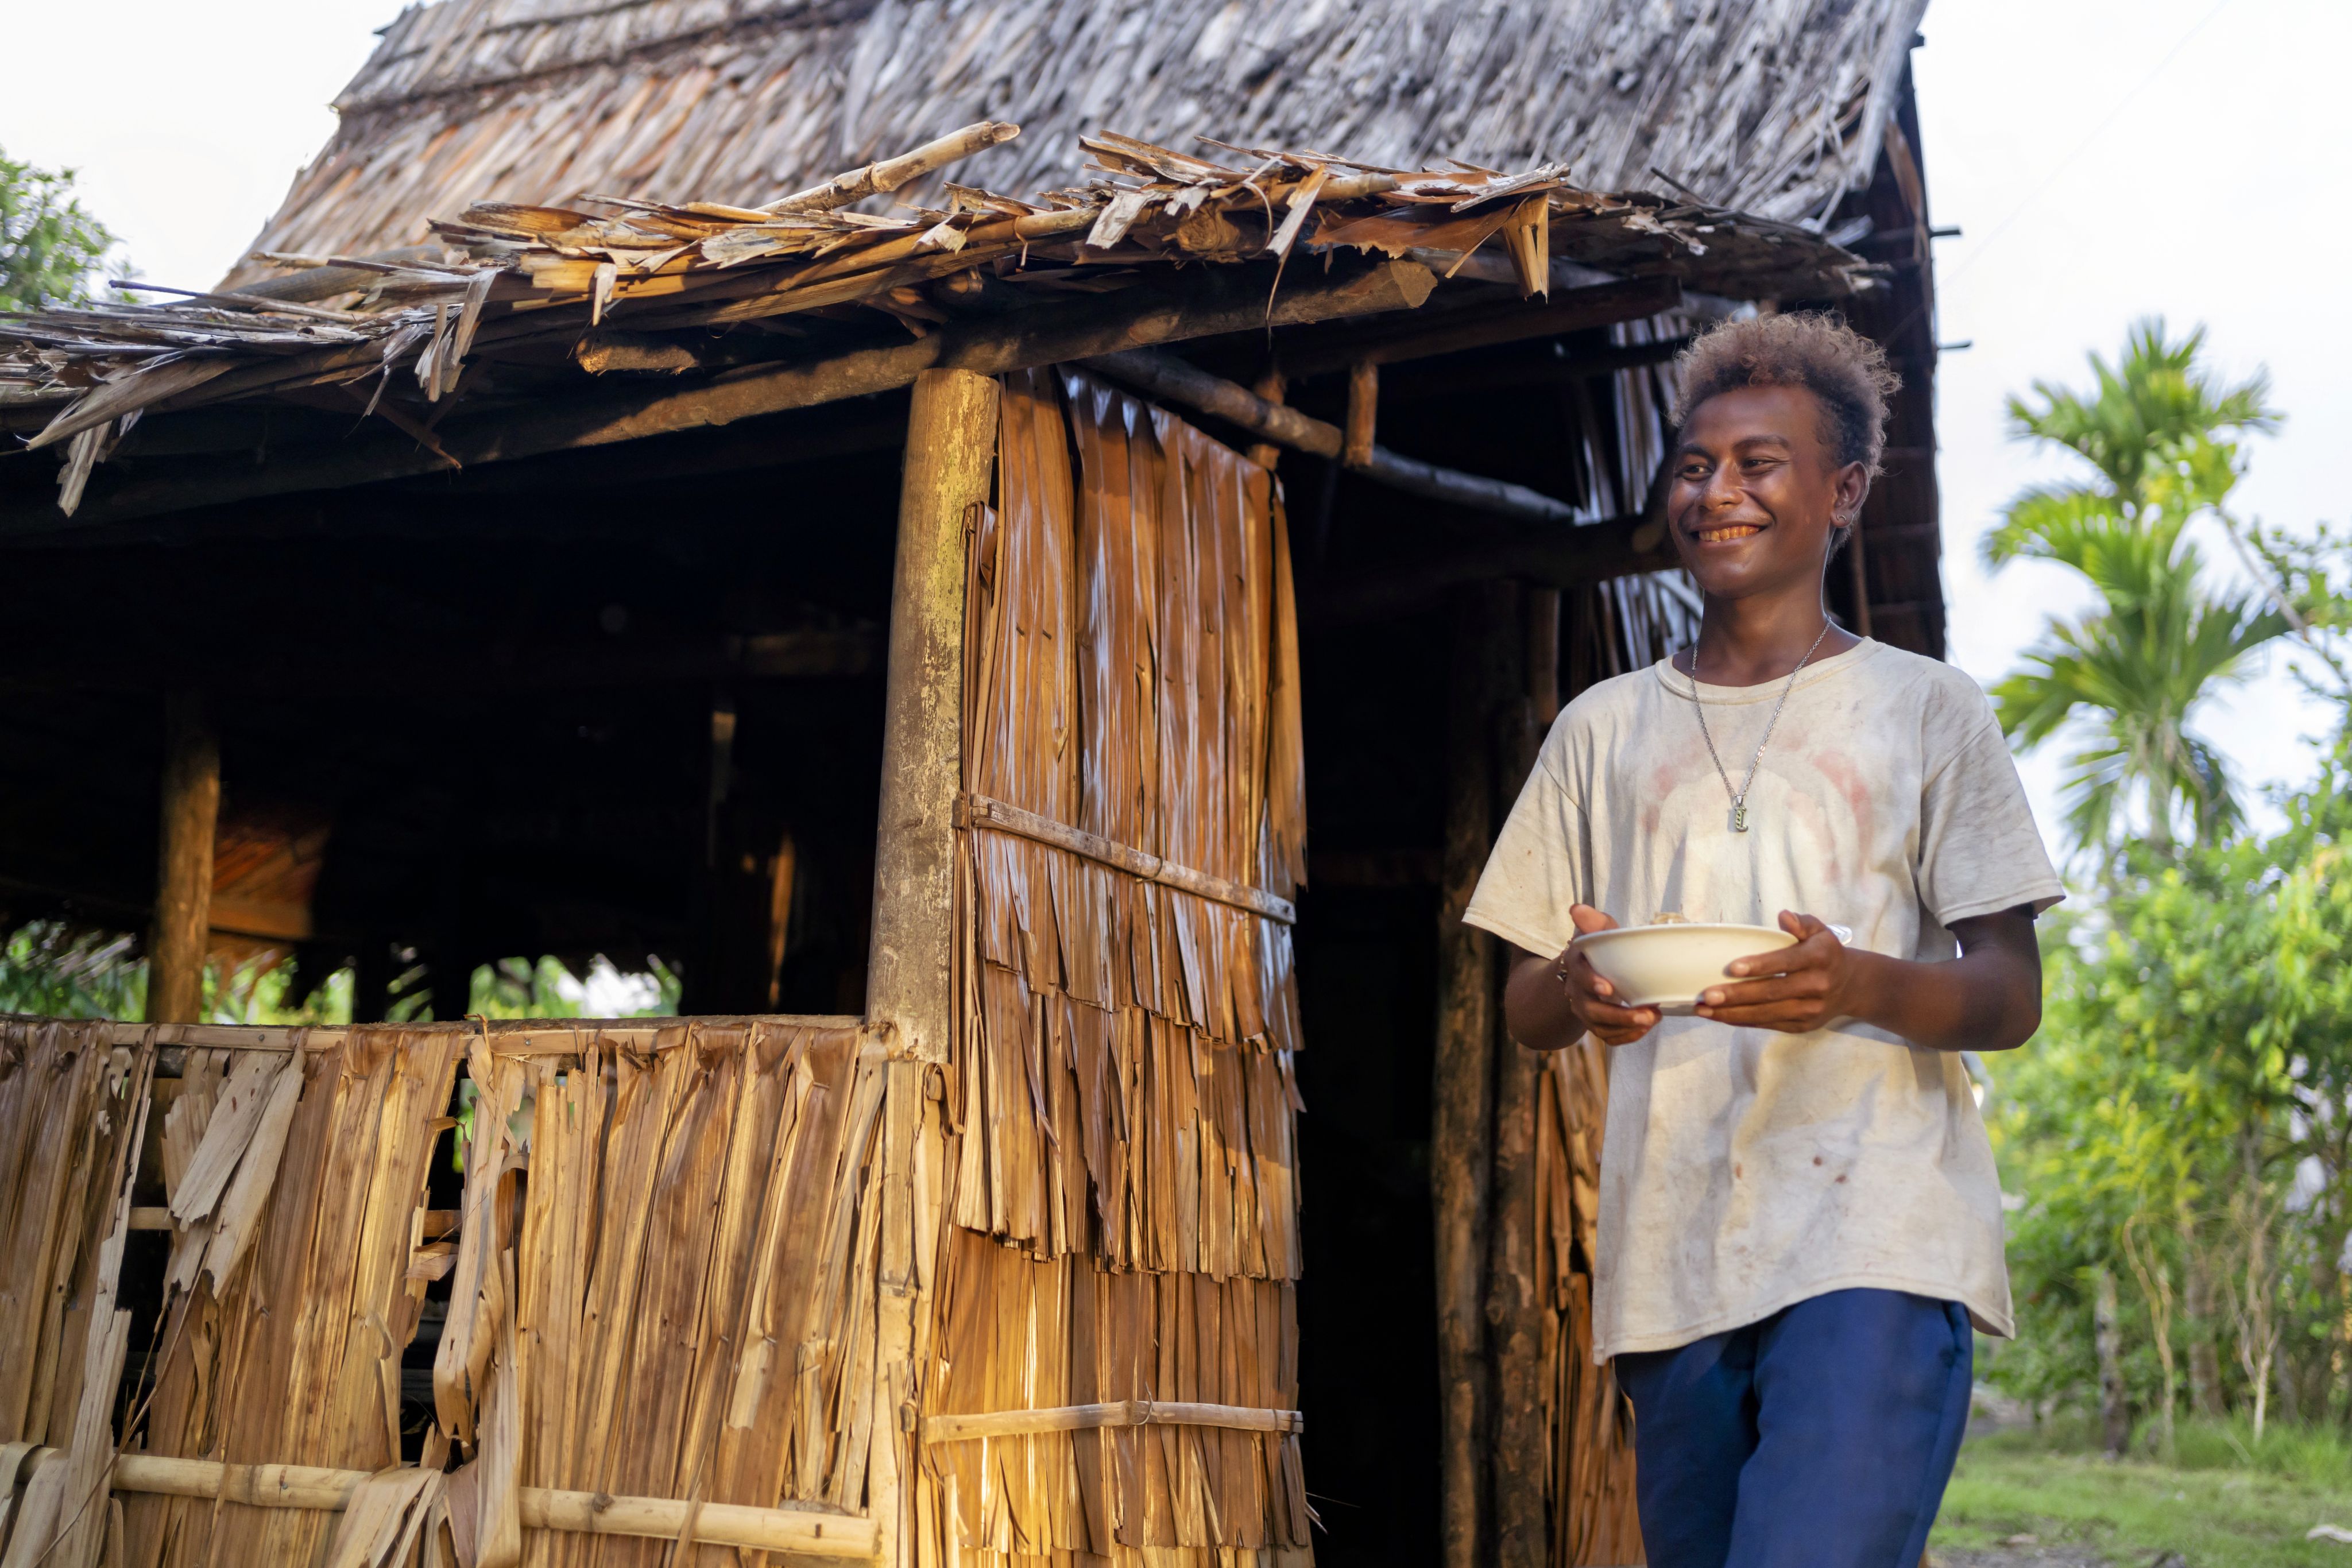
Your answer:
[1501,383,2044,1055]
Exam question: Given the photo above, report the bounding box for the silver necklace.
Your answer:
[1683,620,1833,833]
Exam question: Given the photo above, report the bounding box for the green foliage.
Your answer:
[1986,318,2293,858]
[0,149,122,312]
[0,922,677,1027]
[0,922,146,1017]
[1989,738,2352,1435]
[1936,1422,2352,1566]
[458,954,679,1019]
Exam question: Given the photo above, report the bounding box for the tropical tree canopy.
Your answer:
[1985,319,2292,858]
[0,148,120,312]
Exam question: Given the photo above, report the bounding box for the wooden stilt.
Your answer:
[1433,581,1517,1568]
[146,691,218,1024]
[866,367,999,1568]
[1491,586,1548,1568]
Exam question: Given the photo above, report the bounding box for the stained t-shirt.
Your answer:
[1463,638,2064,1360]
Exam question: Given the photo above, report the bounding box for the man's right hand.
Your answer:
[1557,904,1663,1046]
[1502,904,1662,1051]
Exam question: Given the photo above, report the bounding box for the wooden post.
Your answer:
[866,367,999,1568]
[1245,366,1286,470]
[1490,587,1548,1568]
[1344,361,1378,469]
[147,691,219,1024]
[1434,582,1516,1568]
[868,367,997,1059]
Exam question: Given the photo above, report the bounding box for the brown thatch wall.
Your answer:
[227,0,1928,284]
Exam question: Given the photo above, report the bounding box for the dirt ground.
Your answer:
[1929,1547,2117,1568]
[1933,1542,2185,1567]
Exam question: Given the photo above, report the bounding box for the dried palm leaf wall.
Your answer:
[922,369,1310,1566]
[129,1028,464,1566]
[1,1017,888,1568]
[0,1021,152,1568]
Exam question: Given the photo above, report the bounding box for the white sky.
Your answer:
[4,0,2347,846]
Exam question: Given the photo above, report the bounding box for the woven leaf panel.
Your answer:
[924,371,1313,1568]
[0,1021,142,1451]
[430,1019,880,1563]
[950,962,1300,1281]
[953,369,1305,1276]
[127,1027,467,1568]
[929,1230,1310,1562]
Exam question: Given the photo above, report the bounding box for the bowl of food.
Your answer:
[1569,916,1797,1012]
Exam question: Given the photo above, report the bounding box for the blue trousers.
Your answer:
[1612,1288,1972,1568]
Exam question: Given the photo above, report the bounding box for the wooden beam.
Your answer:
[1271,275,1681,378]
[13,258,1437,532]
[0,627,879,696]
[1381,334,1690,403]
[1433,582,1517,1568]
[1305,512,1673,627]
[1083,347,1579,525]
[148,691,218,1024]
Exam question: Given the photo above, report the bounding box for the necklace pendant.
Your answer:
[1732,803,1749,833]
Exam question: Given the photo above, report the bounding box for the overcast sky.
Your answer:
[5,0,2346,848]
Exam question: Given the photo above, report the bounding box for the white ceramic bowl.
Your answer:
[1569,922,1797,1011]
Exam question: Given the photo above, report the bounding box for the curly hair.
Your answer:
[1672,312,1901,477]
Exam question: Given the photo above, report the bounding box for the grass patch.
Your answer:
[1934,1420,2352,1566]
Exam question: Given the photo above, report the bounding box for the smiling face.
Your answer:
[1666,384,1870,602]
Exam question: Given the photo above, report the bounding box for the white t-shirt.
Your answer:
[1464,638,2063,1360]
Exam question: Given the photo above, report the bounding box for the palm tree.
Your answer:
[1986,319,2287,858]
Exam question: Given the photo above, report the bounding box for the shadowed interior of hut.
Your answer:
[0,393,910,1021]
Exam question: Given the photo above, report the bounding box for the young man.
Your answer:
[1464,313,2062,1568]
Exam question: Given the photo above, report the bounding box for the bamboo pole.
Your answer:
[1083,347,1580,525]
[16,1455,880,1558]
[956,795,1295,923]
[763,122,1020,214]
[1434,582,1517,1568]
[146,691,218,1024]
[923,1401,1304,1442]
[1490,590,1548,1568]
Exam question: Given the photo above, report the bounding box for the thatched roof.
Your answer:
[3,125,1877,518]
[230,0,1928,285]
